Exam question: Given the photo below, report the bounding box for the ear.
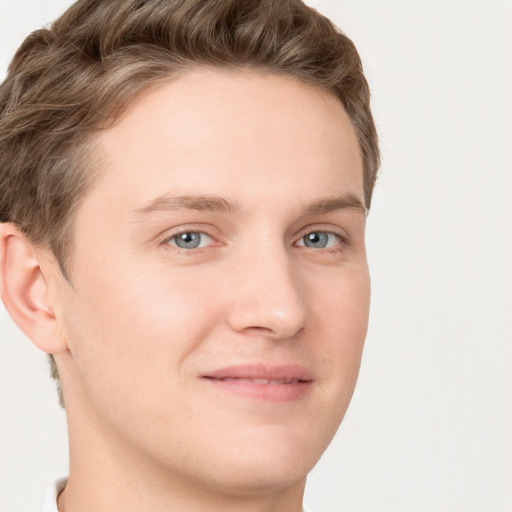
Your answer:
[0,223,68,354]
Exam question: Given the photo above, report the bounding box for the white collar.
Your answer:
[42,475,67,512]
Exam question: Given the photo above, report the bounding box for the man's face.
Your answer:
[55,69,370,493]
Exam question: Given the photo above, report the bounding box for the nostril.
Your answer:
[242,325,276,335]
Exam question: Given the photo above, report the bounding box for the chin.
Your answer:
[202,458,310,497]
[187,426,328,495]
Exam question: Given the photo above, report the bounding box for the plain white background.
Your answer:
[0,1,510,511]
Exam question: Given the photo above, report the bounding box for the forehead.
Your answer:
[85,68,363,219]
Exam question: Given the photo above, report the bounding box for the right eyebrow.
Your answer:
[129,194,243,223]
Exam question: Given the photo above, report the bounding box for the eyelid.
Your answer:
[168,231,213,249]
[158,225,222,248]
[156,223,350,252]
[293,225,350,247]
[294,232,342,250]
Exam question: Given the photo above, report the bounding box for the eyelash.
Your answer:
[160,228,218,252]
[294,231,346,251]
[160,228,349,253]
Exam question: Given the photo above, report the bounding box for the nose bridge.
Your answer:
[226,237,307,338]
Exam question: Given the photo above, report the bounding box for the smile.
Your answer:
[210,377,308,385]
[201,364,314,402]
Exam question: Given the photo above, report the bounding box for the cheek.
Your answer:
[314,262,370,331]
[313,266,370,387]
[62,264,222,397]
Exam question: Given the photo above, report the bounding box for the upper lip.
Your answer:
[201,364,314,382]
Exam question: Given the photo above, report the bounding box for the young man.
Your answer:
[0,1,379,511]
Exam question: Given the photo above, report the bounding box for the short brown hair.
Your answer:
[0,0,379,401]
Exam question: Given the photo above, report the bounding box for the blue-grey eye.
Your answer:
[171,232,204,249]
[299,231,340,249]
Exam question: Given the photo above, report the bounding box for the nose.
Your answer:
[225,245,307,340]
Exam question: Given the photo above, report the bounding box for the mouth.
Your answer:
[201,364,313,402]
[208,377,308,385]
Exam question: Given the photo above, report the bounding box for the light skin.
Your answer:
[0,69,369,511]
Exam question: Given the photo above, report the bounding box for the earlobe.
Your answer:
[0,223,67,354]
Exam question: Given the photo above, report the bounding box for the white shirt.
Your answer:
[42,476,67,512]
[43,476,310,511]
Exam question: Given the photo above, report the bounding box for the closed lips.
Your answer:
[204,377,309,385]
[201,365,314,402]
[201,364,313,382]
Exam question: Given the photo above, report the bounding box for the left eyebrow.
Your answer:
[303,194,367,215]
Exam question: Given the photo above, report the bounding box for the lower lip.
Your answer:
[202,378,313,403]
